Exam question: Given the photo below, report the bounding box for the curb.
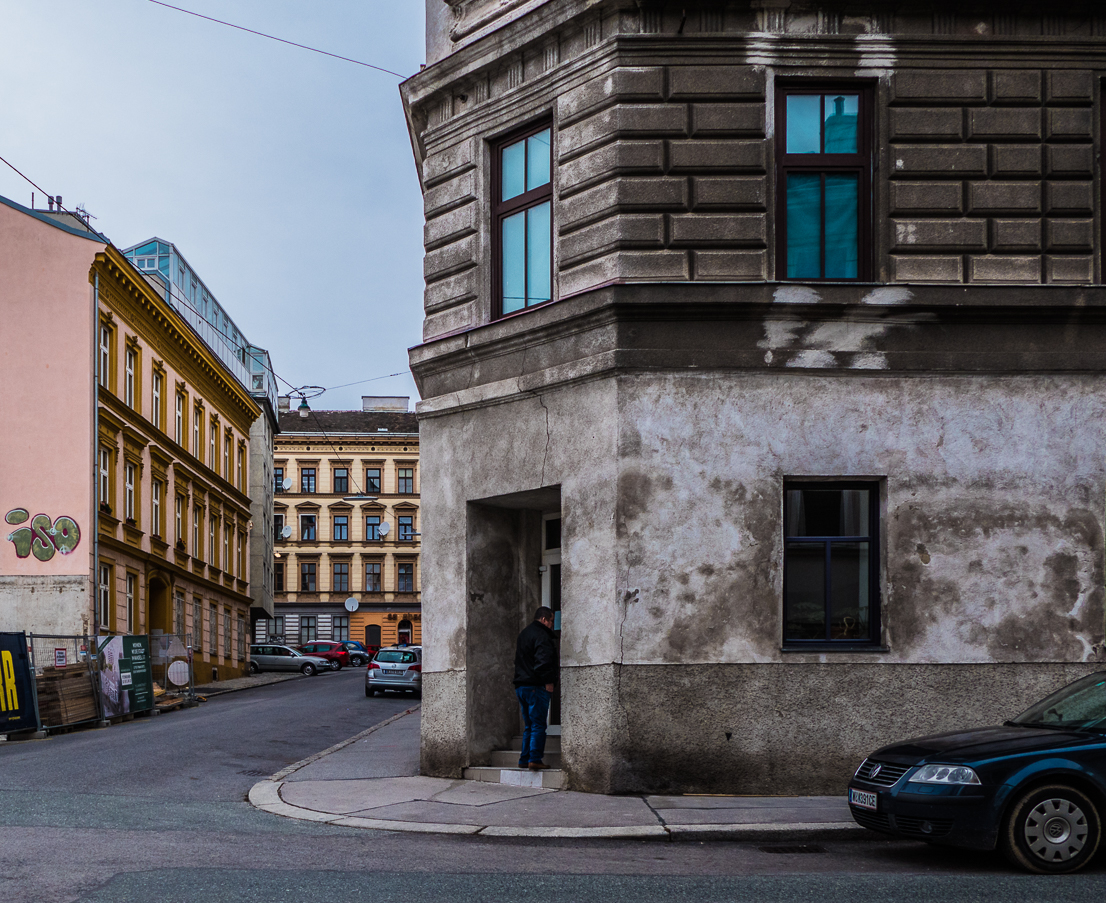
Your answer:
[195,673,306,699]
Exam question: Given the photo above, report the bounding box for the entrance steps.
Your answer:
[463,735,565,789]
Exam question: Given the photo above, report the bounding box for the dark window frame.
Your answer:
[365,561,382,593]
[775,81,875,282]
[782,480,881,649]
[300,561,317,593]
[333,515,349,542]
[365,468,381,493]
[398,514,414,542]
[397,562,415,594]
[333,468,349,494]
[332,561,350,593]
[299,615,317,644]
[274,562,284,593]
[301,468,316,494]
[492,118,554,320]
[365,515,381,542]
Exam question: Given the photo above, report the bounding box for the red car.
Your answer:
[296,641,351,670]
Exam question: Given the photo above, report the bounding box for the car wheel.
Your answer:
[248,661,259,674]
[333,661,343,671]
[1001,784,1101,874]
[352,656,365,667]
[301,663,317,676]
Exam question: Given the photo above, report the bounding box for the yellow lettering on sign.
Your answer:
[1,651,17,712]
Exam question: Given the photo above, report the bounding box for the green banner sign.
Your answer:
[100,636,154,716]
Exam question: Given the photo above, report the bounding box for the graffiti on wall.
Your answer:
[4,509,81,561]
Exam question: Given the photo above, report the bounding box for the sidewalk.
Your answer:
[194,671,303,697]
[249,708,866,841]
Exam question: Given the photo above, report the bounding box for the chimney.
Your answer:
[56,195,62,209]
[47,196,54,211]
[278,396,291,412]
[362,396,410,412]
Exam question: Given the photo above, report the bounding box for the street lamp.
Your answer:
[286,385,325,419]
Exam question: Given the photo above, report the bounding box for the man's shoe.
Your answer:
[528,762,550,771]
[517,762,529,769]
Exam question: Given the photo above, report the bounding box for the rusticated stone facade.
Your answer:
[404,1,1106,795]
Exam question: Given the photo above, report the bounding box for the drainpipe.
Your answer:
[92,270,100,645]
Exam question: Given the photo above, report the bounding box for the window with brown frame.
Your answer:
[493,121,553,318]
[775,83,873,281]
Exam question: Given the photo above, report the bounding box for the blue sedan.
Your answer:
[848,671,1106,874]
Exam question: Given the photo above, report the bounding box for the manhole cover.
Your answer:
[757,845,826,855]
[237,769,270,777]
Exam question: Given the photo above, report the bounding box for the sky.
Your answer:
[0,0,427,411]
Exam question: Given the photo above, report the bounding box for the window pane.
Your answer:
[786,489,869,537]
[526,129,551,190]
[786,94,822,153]
[502,210,526,314]
[823,94,859,153]
[830,542,870,640]
[786,173,822,279]
[785,542,825,640]
[526,201,551,305]
[824,174,859,279]
[501,139,526,201]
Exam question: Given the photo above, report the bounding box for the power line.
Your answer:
[145,1,409,79]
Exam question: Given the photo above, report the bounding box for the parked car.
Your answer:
[366,645,422,697]
[249,644,331,676]
[338,641,373,667]
[297,641,351,670]
[848,671,1106,874]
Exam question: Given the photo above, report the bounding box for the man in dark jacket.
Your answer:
[513,606,558,770]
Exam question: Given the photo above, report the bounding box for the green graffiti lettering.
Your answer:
[31,514,55,561]
[5,512,81,560]
[4,508,29,525]
[6,527,33,558]
[52,517,81,555]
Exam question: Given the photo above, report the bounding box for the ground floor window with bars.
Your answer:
[209,603,217,653]
[237,616,246,658]
[783,482,880,646]
[193,598,203,651]
[223,610,231,658]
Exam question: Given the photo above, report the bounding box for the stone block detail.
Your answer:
[669,214,766,247]
[559,250,689,297]
[690,103,766,136]
[892,219,987,251]
[1046,70,1094,103]
[558,68,666,125]
[992,220,1042,252]
[889,182,963,214]
[559,214,665,267]
[892,70,987,104]
[693,250,766,280]
[1046,145,1094,177]
[424,203,477,251]
[424,267,478,314]
[992,70,1042,103]
[1045,219,1094,252]
[890,256,963,283]
[669,140,767,172]
[968,256,1042,283]
[423,301,476,341]
[991,145,1042,177]
[1045,182,1094,214]
[969,108,1042,140]
[1046,256,1094,284]
[889,108,963,140]
[424,234,477,282]
[893,145,987,176]
[560,105,688,159]
[560,178,689,229]
[667,66,765,100]
[1046,109,1093,141]
[968,182,1041,215]
[692,177,767,210]
[425,170,477,218]
[424,139,477,187]
[559,141,665,195]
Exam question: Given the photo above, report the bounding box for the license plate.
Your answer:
[384,669,402,676]
[849,788,878,811]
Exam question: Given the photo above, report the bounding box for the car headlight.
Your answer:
[908,765,981,785]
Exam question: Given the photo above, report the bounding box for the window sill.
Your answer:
[781,645,889,654]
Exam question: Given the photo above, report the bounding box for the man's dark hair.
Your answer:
[534,606,554,622]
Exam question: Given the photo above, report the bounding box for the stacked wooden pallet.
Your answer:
[36,664,98,727]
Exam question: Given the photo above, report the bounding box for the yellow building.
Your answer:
[94,246,261,681]
[265,397,421,650]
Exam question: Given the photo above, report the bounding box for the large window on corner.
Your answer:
[776,85,872,281]
[783,482,879,646]
[494,123,552,317]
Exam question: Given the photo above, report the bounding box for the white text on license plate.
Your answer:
[849,788,878,811]
[385,669,402,675]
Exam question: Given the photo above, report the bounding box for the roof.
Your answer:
[0,193,110,242]
[278,410,419,436]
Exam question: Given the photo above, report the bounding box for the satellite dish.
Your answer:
[378,521,391,537]
[344,597,359,612]
[281,525,292,539]
[282,478,292,491]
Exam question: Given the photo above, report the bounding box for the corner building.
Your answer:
[263,398,421,649]
[404,0,1106,795]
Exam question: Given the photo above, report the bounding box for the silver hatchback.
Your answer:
[249,644,332,676]
[365,646,422,697]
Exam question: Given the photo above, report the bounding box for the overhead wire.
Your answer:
[145,0,409,79]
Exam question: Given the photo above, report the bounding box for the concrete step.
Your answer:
[509,735,561,753]
[489,749,562,768]
[463,765,565,790]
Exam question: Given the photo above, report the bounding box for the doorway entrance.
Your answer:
[542,513,561,729]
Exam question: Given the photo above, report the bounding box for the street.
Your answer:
[1,669,1103,903]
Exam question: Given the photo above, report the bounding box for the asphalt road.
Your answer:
[1,668,1103,903]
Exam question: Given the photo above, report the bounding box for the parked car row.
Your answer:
[248,640,377,675]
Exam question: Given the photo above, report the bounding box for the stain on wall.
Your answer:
[5,509,81,561]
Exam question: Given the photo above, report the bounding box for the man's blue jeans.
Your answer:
[515,685,550,766]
